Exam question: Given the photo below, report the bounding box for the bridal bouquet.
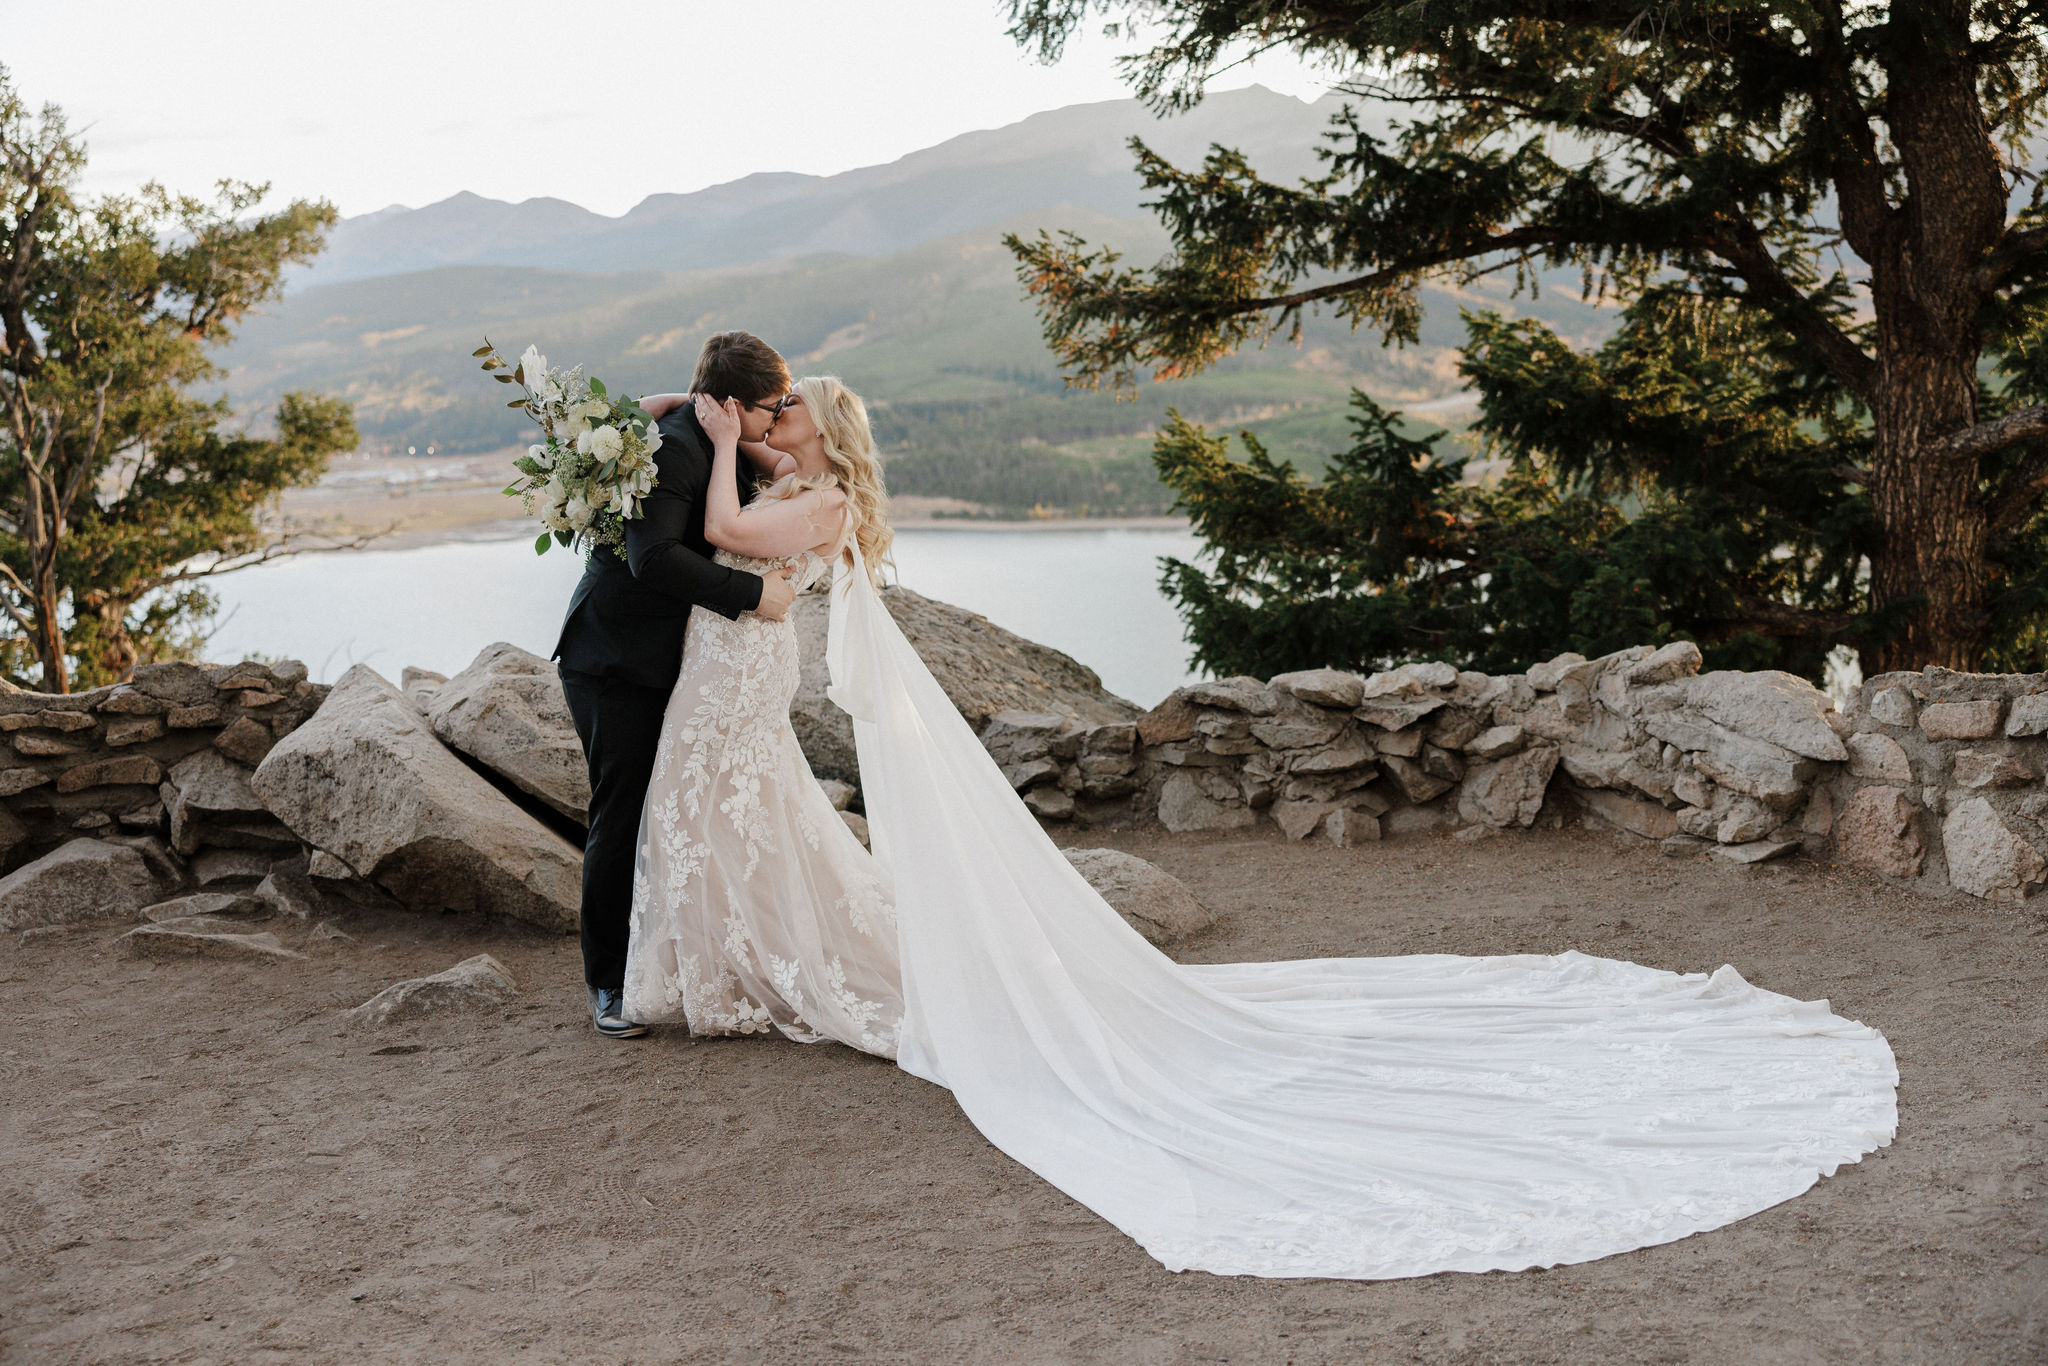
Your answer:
[473,339,662,555]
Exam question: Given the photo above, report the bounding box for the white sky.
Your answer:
[2,0,1334,219]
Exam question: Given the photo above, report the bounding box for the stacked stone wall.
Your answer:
[0,660,327,880]
[984,641,2048,904]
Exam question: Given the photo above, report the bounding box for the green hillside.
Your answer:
[223,210,1618,516]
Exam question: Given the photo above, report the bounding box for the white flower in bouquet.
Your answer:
[478,338,657,556]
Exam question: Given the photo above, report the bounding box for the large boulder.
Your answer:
[1062,848,1214,945]
[251,666,582,933]
[0,838,160,930]
[1457,745,1560,829]
[1676,671,1849,762]
[426,642,590,823]
[790,584,1139,784]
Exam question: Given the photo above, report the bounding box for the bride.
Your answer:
[623,379,1898,1282]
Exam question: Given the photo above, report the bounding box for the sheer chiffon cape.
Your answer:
[826,547,1898,1280]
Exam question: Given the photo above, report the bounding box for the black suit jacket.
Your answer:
[552,407,763,691]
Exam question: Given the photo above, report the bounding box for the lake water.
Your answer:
[202,524,1211,708]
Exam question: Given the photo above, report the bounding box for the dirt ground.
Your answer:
[2,825,2044,1365]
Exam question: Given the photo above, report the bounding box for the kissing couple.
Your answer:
[549,330,1898,1281]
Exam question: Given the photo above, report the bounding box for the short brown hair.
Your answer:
[689,331,790,406]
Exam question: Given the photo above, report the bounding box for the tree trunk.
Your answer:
[32,570,65,693]
[1867,346,1986,674]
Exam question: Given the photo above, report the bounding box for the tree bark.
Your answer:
[1867,348,1987,673]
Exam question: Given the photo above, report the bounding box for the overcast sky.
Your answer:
[2,0,1333,219]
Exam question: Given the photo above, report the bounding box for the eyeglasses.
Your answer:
[741,393,798,418]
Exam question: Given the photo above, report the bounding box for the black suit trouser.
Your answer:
[558,665,671,993]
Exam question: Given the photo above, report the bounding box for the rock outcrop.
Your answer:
[252,666,582,932]
[427,642,590,823]
[791,585,1139,784]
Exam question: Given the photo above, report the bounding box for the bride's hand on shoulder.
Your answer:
[693,393,742,449]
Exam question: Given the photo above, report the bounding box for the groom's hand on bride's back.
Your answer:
[753,566,796,621]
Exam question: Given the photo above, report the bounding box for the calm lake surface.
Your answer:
[203,525,1210,708]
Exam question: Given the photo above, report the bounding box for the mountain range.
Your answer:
[226,87,1618,516]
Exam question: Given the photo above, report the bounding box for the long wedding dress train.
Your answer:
[824,545,1896,1280]
[626,540,1898,1280]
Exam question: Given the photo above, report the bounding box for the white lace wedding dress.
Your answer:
[622,546,901,1058]
[628,537,1899,1282]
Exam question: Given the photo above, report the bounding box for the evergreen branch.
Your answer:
[1977,224,2048,293]
[1702,218,1878,397]
[1229,228,1562,312]
[1730,595,1860,638]
[1985,446,2048,544]
[1926,403,2048,464]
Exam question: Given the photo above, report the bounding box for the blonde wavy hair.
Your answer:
[756,374,893,585]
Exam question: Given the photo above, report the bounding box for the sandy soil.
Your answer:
[3,826,2044,1364]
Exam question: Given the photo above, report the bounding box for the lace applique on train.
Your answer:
[622,542,902,1058]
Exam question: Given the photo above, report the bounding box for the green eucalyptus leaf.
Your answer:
[588,376,607,396]
[534,531,551,555]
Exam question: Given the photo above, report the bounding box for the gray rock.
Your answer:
[1526,653,1588,692]
[308,851,356,880]
[0,839,159,930]
[1157,770,1255,833]
[1868,686,1918,729]
[1463,724,1528,759]
[1713,840,1800,865]
[1287,734,1377,774]
[1324,808,1380,846]
[1023,787,1075,820]
[1625,641,1703,686]
[141,892,264,922]
[1268,668,1365,709]
[1682,671,1848,762]
[252,666,583,933]
[2003,692,2048,737]
[1846,732,1912,783]
[1355,696,1448,732]
[1183,677,1279,715]
[1834,786,1925,879]
[1457,746,1559,828]
[254,867,325,920]
[817,778,856,812]
[1271,799,1334,841]
[790,586,1138,785]
[345,954,519,1028]
[401,667,448,709]
[1952,749,2036,788]
[0,804,25,859]
[120,921,304,961]
[1578,789,1680,841]
[427,642,590,824]
[1369,725,1423,758]
[161,749,269,856]
[1004,757,1062,790]
[211,716,275,767]
[1380,754,1455,803]
[1942,797,2047,901]
[838,810,870,847]
[1248,701,1347,751]
[189,848,275,888]
[1360,662,1456,698]
[1919,700,2002,741]
[1062,847,1214,944]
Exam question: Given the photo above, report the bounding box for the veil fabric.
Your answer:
[827,546,1898,1279]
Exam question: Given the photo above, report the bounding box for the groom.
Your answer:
[554,330,798,1038]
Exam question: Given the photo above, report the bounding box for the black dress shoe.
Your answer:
[588,985,647,1039]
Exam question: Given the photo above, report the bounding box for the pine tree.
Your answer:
[1005,1,2048,674]
[0,69,355,691]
